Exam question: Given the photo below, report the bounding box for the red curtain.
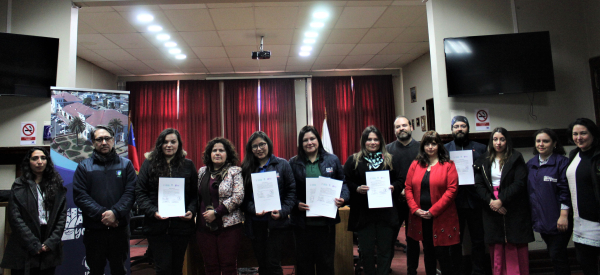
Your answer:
[353,75,396,145]
[312,76,358,162]
[128,81,179,163]
[178,80,222,167]
[260,78,297,160]
[223,79,259,163]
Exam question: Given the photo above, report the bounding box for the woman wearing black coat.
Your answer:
[135,128,198,275]
[474,127,534,275]
[1,147,67,275]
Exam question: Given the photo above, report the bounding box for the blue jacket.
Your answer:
[242,155,296,238]
[73,151,137,230]
[444,140,487,209]
[526,154,571,235]
[289,151,350,228]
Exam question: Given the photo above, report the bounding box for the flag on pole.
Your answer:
[322,118,334,154]
[127,123,140,172]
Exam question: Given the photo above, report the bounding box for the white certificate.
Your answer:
[309,177,343,219]
[450,151,475,185]
[158,177,185,218]
[305,178,320,217]
[251,171,282,213]
[365,171,393,208]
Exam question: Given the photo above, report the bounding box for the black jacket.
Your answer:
[344,154,401,231]
[289,151,350,228]
[1,178,67,271]
[241,155,296,238]
[73,152,137,230]
[474,150,534,244]
[568,146,600,222]
[135,158,198,236]
[444,139,487,209]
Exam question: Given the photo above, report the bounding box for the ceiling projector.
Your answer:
[252,36,270,60]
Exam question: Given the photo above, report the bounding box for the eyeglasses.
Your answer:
[252,142,267,151]
[453,124,468,129]
[94,136,113,143]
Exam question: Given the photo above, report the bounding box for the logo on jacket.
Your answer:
[116,170,122,177]
[326,167,333,173]
[543,176,557,182]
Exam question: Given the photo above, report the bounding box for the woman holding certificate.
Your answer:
[241,131,296,275]
[135,128,198,275]
[196,137,244,275]
[289,125,349,275]
[474,127,533,275]
[404,130,460,275]
[345,125,400,275]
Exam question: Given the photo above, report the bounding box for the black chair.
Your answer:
[130,203,152,267]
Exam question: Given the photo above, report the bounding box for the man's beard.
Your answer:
[397,131,412,142]
[453,131,468,145]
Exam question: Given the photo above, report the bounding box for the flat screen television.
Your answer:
[0,32,59,97]
[444,31,555,97]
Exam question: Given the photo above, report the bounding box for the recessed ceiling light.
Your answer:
[310,22,324,28]
[164,42,177,47]
[313,12,329,19]
[301,46,312,51]
[147,25,163,32]
[137,14,154,22]
[169,49,182,54]
[156,34,170,41]
[305,32,318,38]
[303,39,316,44]
[299,52,310,57]
[175,54,187,60]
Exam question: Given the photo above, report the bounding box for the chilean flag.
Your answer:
[127,123,140,172]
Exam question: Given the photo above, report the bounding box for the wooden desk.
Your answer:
[185,206,354,275]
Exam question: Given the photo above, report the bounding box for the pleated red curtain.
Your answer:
[223,79,259,164]
[311,76,358,163]
[353,75,396,145]
[260,78,297,160]
[178,80,222,167]
[128,81,179,163]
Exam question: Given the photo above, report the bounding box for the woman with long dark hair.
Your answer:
[289,125,349,275]
[566,118,600,275]
[345,125,400,275]
[474,127,534,275]
[405,131,460,275]
[1,147,67,275]
[196,137,244,275]
[135,128,198,275]
[240,131,296,275]
[527,128,572,275]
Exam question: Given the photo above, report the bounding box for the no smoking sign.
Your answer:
[474,109,490,131]
[21,121,37,145]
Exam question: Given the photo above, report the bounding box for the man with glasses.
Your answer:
[444,116,489,275]
[73,125,137,275]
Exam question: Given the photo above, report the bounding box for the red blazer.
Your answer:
[405,160,460,246]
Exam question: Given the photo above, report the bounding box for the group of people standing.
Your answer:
[2,115,600,275]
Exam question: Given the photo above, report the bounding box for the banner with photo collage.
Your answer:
[49,87,130,275]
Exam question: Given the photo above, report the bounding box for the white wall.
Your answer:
[402,53,433,141]
[0,165,16,269]
[426,0,594,135]
[0,97,51,147]
[76,57,118,90]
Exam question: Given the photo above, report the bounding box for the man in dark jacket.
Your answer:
[73,125,137,275]
[386,116,420,275]
[444,116,488,275]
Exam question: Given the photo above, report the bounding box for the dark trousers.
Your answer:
[11,268,55,275]
[540,232,572,275]
[147,234,190,275]
[293,225,335,275]
[251,221,287,275]
[422,218,461,275]
[197,225,243,275]
[83,226,129,275]
[395,201,421,275]
[358,221,394,275]
[457,206,488,275]
[574,242,600,275]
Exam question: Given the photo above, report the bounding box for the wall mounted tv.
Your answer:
[0,32,59,97]
[444,31,555,97]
